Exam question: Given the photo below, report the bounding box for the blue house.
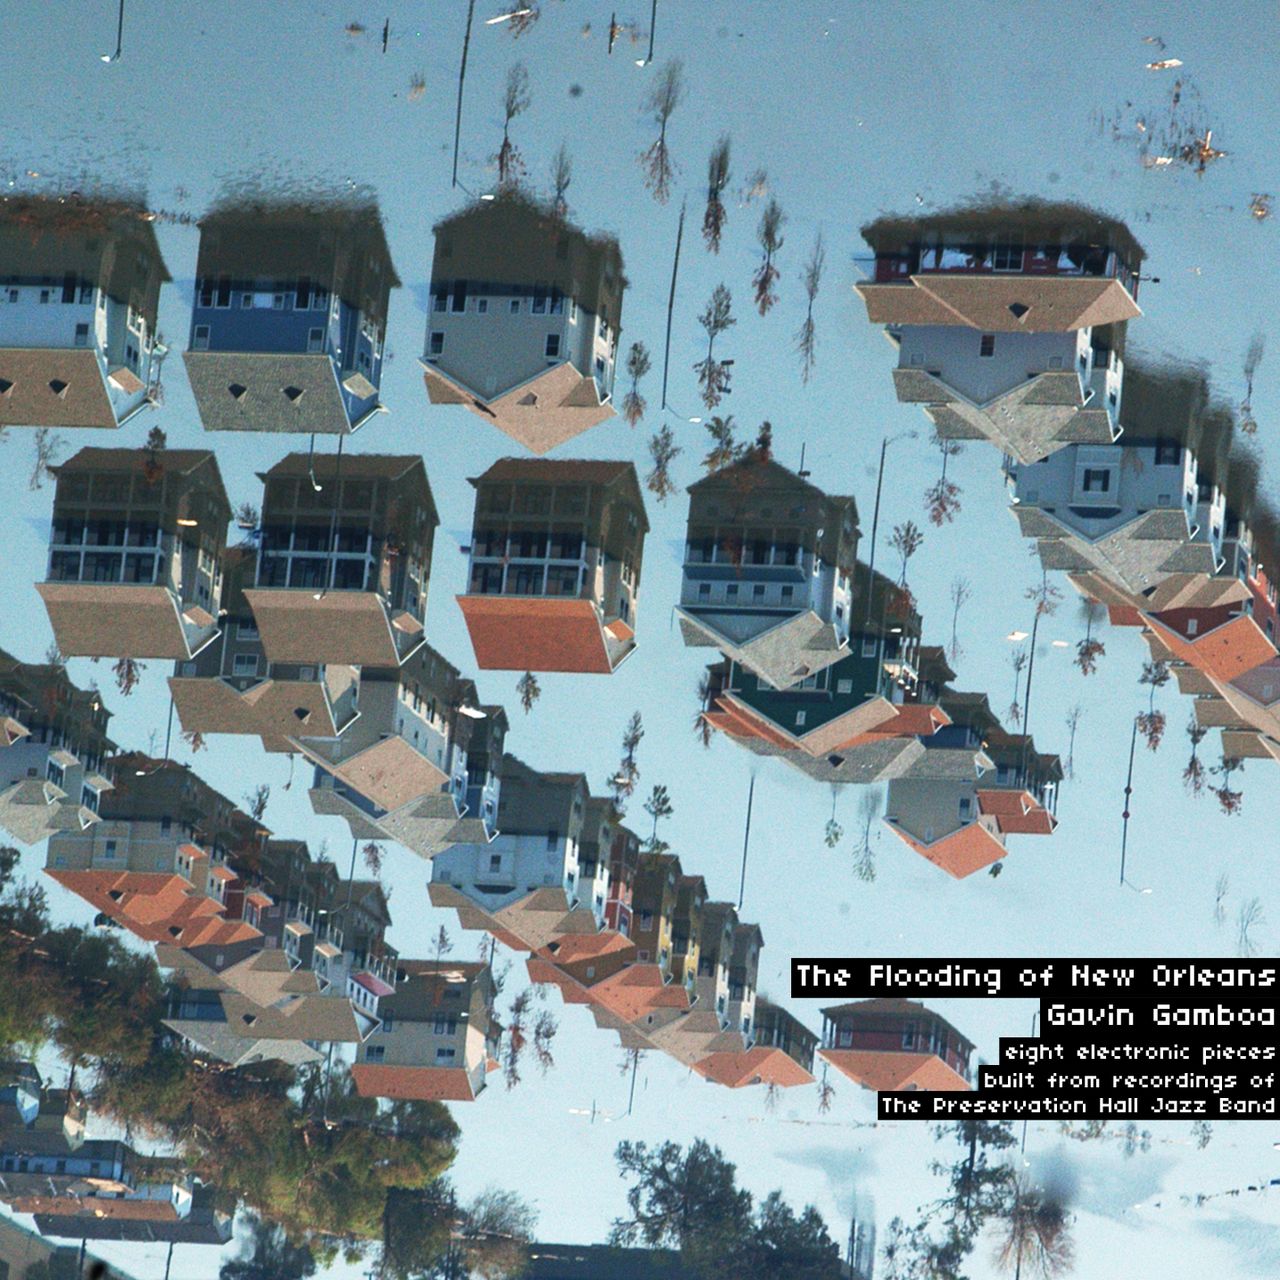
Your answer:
[0,195,169,431]
[183,200,398,434]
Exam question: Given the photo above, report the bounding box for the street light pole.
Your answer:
[660,198,686,414]
[100,0,124,62]
[451,0,477,189]
[737,774,755,909]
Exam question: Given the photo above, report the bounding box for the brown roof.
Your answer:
[883,820,1007,879]
[244,590,409,666]
[168,675,346,738]
[457,594,622,673]
[856,275,1140,332]
[692,1046,814,1089]
[1144,611,1277,683]
[423,362,613,454]
[315,735,448,813]
[0,349,118,429]
[819,1048,971,1092]
[36,583,216,660]
[351,1063,478,1102]
[471,458,636,487]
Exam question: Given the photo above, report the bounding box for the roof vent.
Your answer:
[282,385,306,403]
[827,754,845,768]
[242,1013,257,1026]
[228,383,247,400]
[48,379,69,397]
[168,925,183,938]
[1008,303,1030,320]
[518,392,538,406]
[107,889,125,902]
[293,707,312,722]
[0,378,13,396]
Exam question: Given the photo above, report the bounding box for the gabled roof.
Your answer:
[36,583,220,661]
[350,1063,479,1102]
[692,1046,814,1089]
[458,594,630,674]
[819,1048,971,1092]
[1144,610,1276,683]
[882,820,1007,879]
[0,349,127,430]
[677,608,848,691]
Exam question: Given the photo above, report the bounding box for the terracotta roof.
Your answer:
[36,583,217,660]
[976,789,1057,836]
[352,971,396,998]
[819,1048,971,1092]
[351,1063,478,1102]
[1107,604,1145,628]
[1144,611,1277,683]
[883,820,1007,878]
[457,594,621,673]
[860,702,951,740]
[856,275,1140,332]
[0,348,121,429]
[546,932,636,964]
[591,964,691,1025]
[45,869,261,947]
[692,1046,814,1089]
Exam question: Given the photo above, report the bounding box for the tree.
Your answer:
[851,789,881,882]
[516,670,541,714]
[142,425,168,483]
[751,199,786,315]
[701,415,743,474]
[1213,871,1230,928]
[646,425,682,502]
[550,142,572,215]
[703,135,731,252]
[495,64,531,187]
[380,1185,456,1280]
[948,576,972,666]
[642,784,674,850]
[693,670,714,748]
[610,711,644,809]
[1064,704,1084,780]
[622,341,652,427]
[111,656,145,697]
[244,783,271,823]
[639,60,685,203]
[1236,897,1265,957]
[1240,330,1264,433]
[460,1186,538,1279]
[994,1174,1073,1279]
[1184,718,1209,795]
[889,521,923,587]
[823,785,843,850]
[794,231,825,383]
[1136,659,1169,751]
[1017,572,1062,747]
[503,1,550,37]
[434,925,454,968]
[749,1191,842,1279]
[502,989,531,1089]
[182,729,206,753]
[29,427,66,490]
[1212,755,1244,815]
[923,432,963,526]
[1074,598,1106,676]
[221,1213,317,1280]
[1006,648,1028,727]
[816,1064,835,1114]
[693,285,736,410]
[362,842,384,876]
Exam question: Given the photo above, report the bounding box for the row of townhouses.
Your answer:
[0,191,623,454]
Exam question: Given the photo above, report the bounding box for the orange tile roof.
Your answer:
[861,702,951,739]
[457,594,617,673]
[1144,612,1277,683]
[45,869,261,948]
[883,821,1006,879]
[351,1063,478,1102]
[704,698,796,751]
[1107,604,1145,628]
[976,790,1057,836]
[547,932,635,964]
[819,1048,971,1092]
[591,964,691,1024]
[693,1046,814,1089]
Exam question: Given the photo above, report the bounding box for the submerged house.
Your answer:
[857,200,1142,464]
[36,447,231,660]
[0,195,170,431]
[422,193,624,452]
[184,199,397,434]
[458,459,647,673]
[820,998,974,1092]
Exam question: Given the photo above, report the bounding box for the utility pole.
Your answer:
[452,0,478,189]
[660,199,686,413]
[737,774,755,909]
[863,437,889,625]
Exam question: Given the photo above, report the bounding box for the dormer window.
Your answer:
[978,334,995,358]
[282,386,305,403]
[49,379,69,397]
[1008,302,1030,319]
[228,384,247,400]
[0,378,12,396]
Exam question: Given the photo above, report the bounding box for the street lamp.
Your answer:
[862,429,918,624]
[100,0,124,61]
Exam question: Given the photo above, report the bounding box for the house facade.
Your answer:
[422,193,624,453]
[458,459,647,673]
[184,200,398,434]
[36,448,231,660]
[0,195,169,431]
[819,998,974,1091]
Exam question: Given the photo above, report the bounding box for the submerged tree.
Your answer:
[1136,659,1169,751]
[889,520,923,588]
[1074,598,1106,676]
[642,784,674,852]
[1183,717,1209,794]
[646,425,682,502]
[516,670,541,714]
[1213,871,1230,928]
[693,670,714,749]
[1064,703,1084,780]
[793,230,825,383]
[701,415,743,473]
[622,341,652,426]
[1212,755,1244,815]
[851,788,881,882]
[29,428,66,490]
[693,284,736,409]
[923,431,963,526]
[112,657,146,697]
[751,199,786,315]
[362,842,384,876]
[1240,330,1264,433]
[639,60,685,203]
[549,142,573,214]
[702,134,732,252]
[610,711,644,809]
[1236,897,1265,957]
[1006,648,1028,727]
[244,783,270,824]
[948,576,972,666]
[823,786,843,849]
[494,63,532,187]
[994,1174,1074,1279]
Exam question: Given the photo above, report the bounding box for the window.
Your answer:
[232,653,259,677]
[698,582,711,598]
[546,829,559,850]
[545,332,561,358]
[428,331,445,357]
[1154,439,1181,466]
[992,240,1022,270]
[435,1046,457,1061]
[1186,618,1198,637]
[780,585,794,601]
[476,297,489,313]
[532,286,547,314]
[959,796,972,819]
[365,1044,386,1062]
[726,583,739,598]
[237,619,259,640]
[104,839,118,858]
[450,280,467,313]
[307,327,324,353]
[1082,468,1111,494]
[752,583,766,598]
[902,1022,917,1049]
[381,1014,394,1033]
[74,323,89,347]
[979,334,995,357]
[862,636,878,657]
[433,1015,457,1035]
[160,816,172,833]
[509,297,521,314]
[489,854,502,872]
[795,711,807,727]
[837,678,853,694]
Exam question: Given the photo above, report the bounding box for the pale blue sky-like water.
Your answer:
[2,2,1279,1276]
